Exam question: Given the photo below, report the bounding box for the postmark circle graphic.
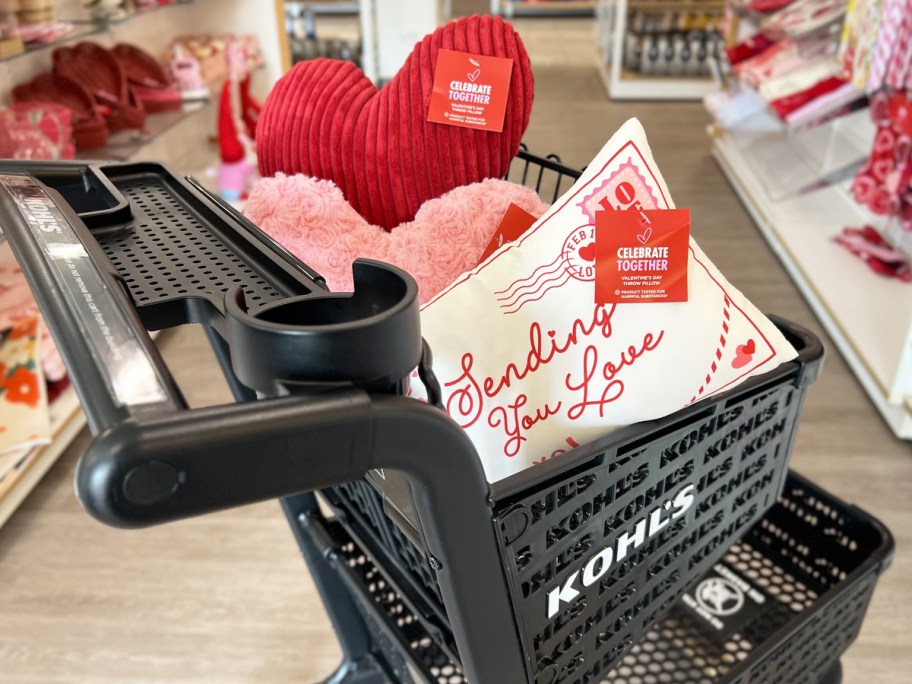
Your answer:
[695,577,744,616]
[561,224,597,282]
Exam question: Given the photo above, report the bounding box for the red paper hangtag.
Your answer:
[595,208,690,303]
[428,49,514,133]
[477,202,537,265]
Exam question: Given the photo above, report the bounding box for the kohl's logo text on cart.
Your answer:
[23,197,63,234]
[545,483,695,619]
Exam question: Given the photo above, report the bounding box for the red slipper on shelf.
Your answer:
[52,42,146,132]
[834,226,912,282]
[128,86,183,112]
[111,43,183,113]
[11,73,109,150]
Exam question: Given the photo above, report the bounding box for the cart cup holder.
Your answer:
[225,259,423,395]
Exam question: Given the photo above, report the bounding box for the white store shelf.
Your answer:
[599,0,724,101]
[710,112,912,439]
[598,61,720,100]
[493,0,597,16]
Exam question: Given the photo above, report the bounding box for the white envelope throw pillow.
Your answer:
[419,118,798,483]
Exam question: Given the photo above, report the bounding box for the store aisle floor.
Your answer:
[0,20,910,683]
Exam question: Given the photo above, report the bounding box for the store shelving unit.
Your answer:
[710,108,912,438]
[0,385,84,529]
[2,23,102,63]
[287,0,359,14]
[599,0,724,100]
[283,0,361,69]
[73,100,210,162]
[492,0,597,17]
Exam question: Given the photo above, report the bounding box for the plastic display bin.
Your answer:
[0,153,825,684]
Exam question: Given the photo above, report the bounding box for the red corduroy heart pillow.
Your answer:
[256,15,534,230]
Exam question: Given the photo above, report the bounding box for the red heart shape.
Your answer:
[732,338,756,369]
[578,242,596,262]
[871,158,894,181]
[257,15,534,230]
[637,226,653,244]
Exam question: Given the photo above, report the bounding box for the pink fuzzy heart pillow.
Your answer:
[256,15,534,230]
[244,175,548,303]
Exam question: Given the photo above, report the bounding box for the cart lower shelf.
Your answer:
[310,471,890,684]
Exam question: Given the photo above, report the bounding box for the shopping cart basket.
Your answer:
[0,151,828,684]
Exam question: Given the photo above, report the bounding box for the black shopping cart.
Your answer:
[0,151,891,684]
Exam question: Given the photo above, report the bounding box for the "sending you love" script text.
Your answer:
[444,304,665,458]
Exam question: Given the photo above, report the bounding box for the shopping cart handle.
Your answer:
[1,172,427,527]
[0,172,186,434]
[77,389,375,527]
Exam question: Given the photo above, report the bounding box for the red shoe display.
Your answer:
[52,42,146,132]
[112,42,183,113]
[11,73,108,150]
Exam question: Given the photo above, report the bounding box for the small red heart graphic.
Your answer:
[467,68,481,82]
[732,338,756,369]
[872,159,896,181]
[637,226,652,244]
[873,128,896,153]
[851,174,875,200]
[578,242,596,262]
[257,15,534,230]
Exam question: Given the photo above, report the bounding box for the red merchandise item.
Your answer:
[477,202,538,264]
[111,42,182,113]
[45,375,71,404]
[112,43,171,89]
[852,92,912,225]
[725,32,777,65]
[11,73,108,150]
[256,15,534,231]
[218,79,245,163]
[748,0,796,12]
[239,74,261,140]
[769,75,847,118]
[53,42,146,131]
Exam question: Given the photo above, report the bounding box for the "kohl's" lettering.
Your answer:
[545,483,695,619]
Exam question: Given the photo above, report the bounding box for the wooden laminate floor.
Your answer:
[1,20,910,684]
